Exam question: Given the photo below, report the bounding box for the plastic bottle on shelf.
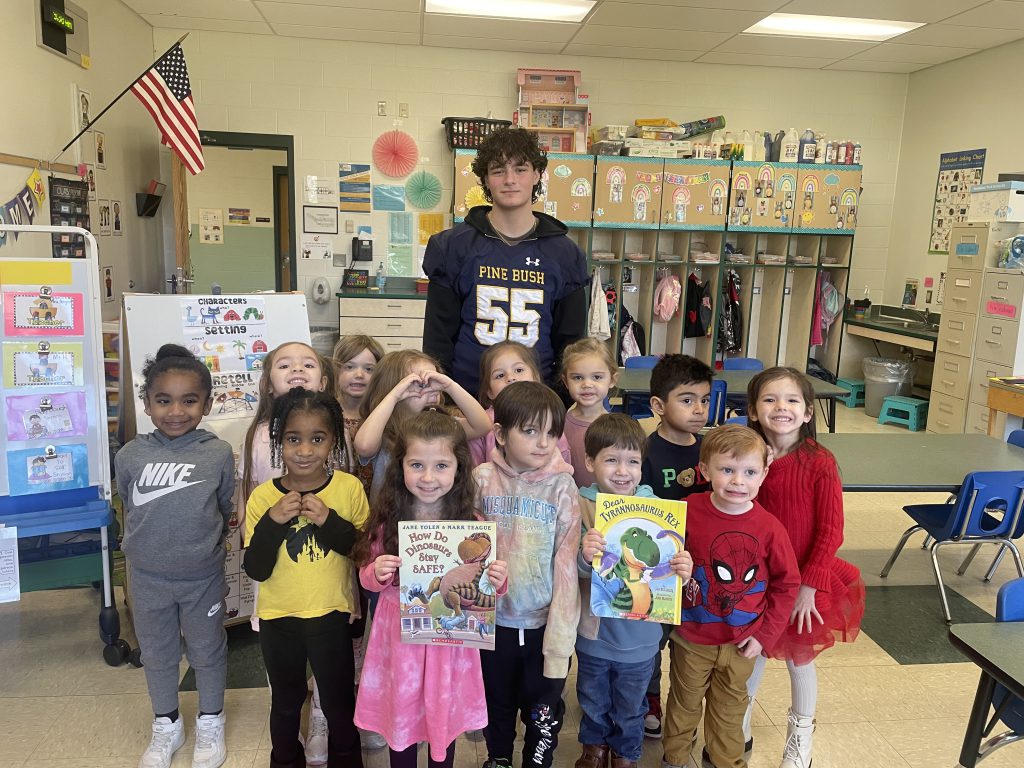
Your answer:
[771,130,785,162]
[825,139,837,164]
[375,262,387,291]
[752,131,764,161]
[709,130,724,159]
[836,139,849,165]
[798,128,817,163]
[814,132,827,163]
[781,128,800,162]
[852,140,862,165]
[741,130,754,160]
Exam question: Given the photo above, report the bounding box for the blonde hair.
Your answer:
[699,424,769,468]
[332,334,384,400]
[560,337,617,381]
[357,349,441,453]
[478,340,541,408]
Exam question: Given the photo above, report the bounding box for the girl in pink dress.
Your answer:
[353,410,508,768]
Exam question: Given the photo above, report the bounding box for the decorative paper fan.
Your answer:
[465,185,488,210]
[372,130,419,178]
[405,171,442,209]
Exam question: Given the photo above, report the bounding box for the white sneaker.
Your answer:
[305,706,329,765]
[192,712,227,768]
[359,728,387,749]
[139,716,185,768]
[779,709,815,768]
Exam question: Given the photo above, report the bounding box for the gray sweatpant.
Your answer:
[130,565,228,715]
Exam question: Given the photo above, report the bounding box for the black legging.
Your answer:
[388,741,456,768]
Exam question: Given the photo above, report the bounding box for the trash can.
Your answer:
[862,357,914,418]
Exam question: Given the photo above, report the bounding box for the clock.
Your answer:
[45,6,75,34]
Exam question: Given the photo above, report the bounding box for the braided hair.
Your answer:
[139,343,212,401]
[268,387,345,474]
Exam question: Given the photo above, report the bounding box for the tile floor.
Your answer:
[2,406,1022,768]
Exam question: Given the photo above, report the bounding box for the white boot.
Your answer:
[779,709,814,768]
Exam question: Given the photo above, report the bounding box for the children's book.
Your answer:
[590,493,687,624]
[397,520,498,649]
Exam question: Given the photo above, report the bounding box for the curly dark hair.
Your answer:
[268,387,345,474]
[139,343,212,401]
[471,127,548,204]
[352,409,477,567]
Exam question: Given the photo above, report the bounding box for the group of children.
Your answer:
[117,333,864,768]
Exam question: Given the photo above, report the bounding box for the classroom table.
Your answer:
[616,368,849,433]
[948,622,1024,768]
[987,378,1024,436]
[818,433,1024,493]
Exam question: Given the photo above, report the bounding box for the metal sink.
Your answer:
[873,317,939,332]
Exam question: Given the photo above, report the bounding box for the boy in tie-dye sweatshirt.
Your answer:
[473,381,581,768]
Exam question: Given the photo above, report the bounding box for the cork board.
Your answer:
[540,153,594,226]
[728,161,799,232]
[794,165,862,233]
[594,156,663,229]
[659,159,730,230]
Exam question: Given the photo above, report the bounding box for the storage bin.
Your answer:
[862,357,914,418]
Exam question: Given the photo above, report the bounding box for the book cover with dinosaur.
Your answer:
[397,520,498,649]
[590,493,687,624]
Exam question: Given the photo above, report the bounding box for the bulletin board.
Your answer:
[0,251,110,505]
[794,165,862,234]
[659,159,730,231]
[541,152,595,227]
[121,292,311,622]
[593,156,663,229]
[728,161,799,232]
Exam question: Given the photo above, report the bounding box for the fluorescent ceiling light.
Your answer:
[426,0,595,23]
[745,13,923,42]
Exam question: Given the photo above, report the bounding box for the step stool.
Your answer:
[836,377,865,408]
[878,395,929,431]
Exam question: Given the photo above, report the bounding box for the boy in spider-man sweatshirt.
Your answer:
[663,425,799,768]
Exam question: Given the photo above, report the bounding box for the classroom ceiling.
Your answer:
[124,0,1024,73]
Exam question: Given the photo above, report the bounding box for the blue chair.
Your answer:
[958,430,1024,581]
[977,577,1024,761]
[725,415,748,426]
[708,378,727,427]
[625,355,660,369]
[621,355,660,417]
[880,471,1024,622]
[722,357,764,371]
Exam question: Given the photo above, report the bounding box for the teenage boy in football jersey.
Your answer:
[423,128,589,397]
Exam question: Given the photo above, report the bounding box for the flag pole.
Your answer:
[53,32,190,161]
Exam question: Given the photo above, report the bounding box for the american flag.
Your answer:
[131,44,204,175]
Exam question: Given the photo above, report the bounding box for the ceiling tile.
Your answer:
[892,23,1024,48]
[713,32,876,57]
[775,0,985,23]
[268,23,420,44]
[258,0,419,9]
[942,1,1024,30]
[141,14,274,34]
[563,43,704,61]
[824,59,928,72]
[589,3,768,32]
[422,35,566,54]
[127,0,263,21]
[695,51,835,67]
[847,42,978,63]
[572,24,731,49]
[254,2,420,32]
[423,15,579,42]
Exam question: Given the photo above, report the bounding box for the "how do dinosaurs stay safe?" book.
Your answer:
[590,493,687,624]
[397,520,498,649]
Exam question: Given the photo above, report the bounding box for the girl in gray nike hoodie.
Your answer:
[115,344,235,768]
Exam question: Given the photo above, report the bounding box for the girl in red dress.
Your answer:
[745,367,865,768]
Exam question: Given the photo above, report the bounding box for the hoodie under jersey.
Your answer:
[474,446,581,679]
[116,428,236,579]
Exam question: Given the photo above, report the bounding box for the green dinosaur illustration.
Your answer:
[600,526,663,616]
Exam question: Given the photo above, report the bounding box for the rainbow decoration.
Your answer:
[571,178,592,197]
[840,188,859,206]
[673,187,691,205]
[802,175,820,193]
[733,172,752,190]
[777,173,797,193]
[631,184,652,203]
[709,179,727,201]
[758,164,775,185]
[606,166,626,185]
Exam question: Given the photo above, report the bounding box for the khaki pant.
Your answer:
[663,636,754,768]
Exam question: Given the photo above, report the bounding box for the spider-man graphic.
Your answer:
[681,531,766,627]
